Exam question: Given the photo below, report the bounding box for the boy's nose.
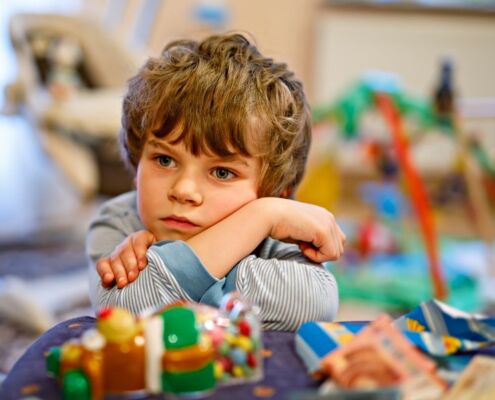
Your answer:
[167,176,202,205]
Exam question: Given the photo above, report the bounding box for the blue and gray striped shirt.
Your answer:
[86,192,339,331]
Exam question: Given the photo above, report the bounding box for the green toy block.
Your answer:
[162,362,215,395]
[46,346,61,378]
[62,369,91,400]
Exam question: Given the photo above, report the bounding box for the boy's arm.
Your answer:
[91,195,343,320]
[234,241,339,331]
[187,197,345,279]
[95,239,338,330]
[96,230,155,288]
[95,241,219,315]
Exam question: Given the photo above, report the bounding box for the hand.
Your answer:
[266,198,346,263]
[96,230,156,288]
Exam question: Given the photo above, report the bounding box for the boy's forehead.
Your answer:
[146,116,264,153]
[145,137,253,165]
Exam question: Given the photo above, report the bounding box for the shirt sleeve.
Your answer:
[96,240,338,331]
[95,241,224,315]
[235,241,339,332]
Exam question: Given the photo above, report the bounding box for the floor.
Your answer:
[0,110,99,375]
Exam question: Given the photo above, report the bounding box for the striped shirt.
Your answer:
[86,192,339,331]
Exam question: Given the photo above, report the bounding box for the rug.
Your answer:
[0,238,91,374]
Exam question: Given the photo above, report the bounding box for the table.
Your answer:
[1,316,321,400]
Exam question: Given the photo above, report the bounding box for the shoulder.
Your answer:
[91,191,144,231]
[98,191,138,217]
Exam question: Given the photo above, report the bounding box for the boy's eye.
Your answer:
[157,155,175,167]
[213,167,235,180]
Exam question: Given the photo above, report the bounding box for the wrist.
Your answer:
[251,197,283,237]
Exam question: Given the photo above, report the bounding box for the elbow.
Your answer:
[264,273,339,332]
[319,277,339,322]
[297,272,339,326]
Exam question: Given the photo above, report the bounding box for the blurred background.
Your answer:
[0,0,494,377]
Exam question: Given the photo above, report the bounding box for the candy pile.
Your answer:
[207,293,262,383]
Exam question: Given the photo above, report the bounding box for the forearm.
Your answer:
[187,198,275,278]
[95,247,193,315]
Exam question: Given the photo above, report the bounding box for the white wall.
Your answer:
[313,8,495,104]
[149,0,320,100]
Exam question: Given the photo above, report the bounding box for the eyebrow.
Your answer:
[211,155,250,167]
[147,139,171,151]
[147,139,250,167]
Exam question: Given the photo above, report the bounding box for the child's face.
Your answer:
[136,134,260,242]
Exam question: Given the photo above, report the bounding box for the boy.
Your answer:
[87,33,346,331]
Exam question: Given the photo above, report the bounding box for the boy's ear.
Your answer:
[280,187,293,199]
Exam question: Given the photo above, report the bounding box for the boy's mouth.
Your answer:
[161,215,199,230]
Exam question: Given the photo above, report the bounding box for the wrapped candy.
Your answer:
[46,293,262,399]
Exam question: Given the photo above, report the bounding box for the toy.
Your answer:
[353,181,405,259]
[312,63,495,307]
[46,293,262,399]
[375,92,446,299]
[312,77,450,300]
[432,59,495,301]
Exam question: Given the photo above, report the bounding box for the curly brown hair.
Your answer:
[120,33,311,197]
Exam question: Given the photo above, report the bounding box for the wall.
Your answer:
[313,6,495,104]
[149,0,320,100]
[83,1,495,106]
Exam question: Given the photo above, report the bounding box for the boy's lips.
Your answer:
[161,215,199,230]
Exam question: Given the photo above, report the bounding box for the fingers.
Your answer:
[331,223,345,260]
[96,248,139,289]
[96,231,154,289]
[302,242,340,263]
[131,230,155,270]
[96,258,115,287]
[338,225,346,254]
[110,246,139,288]
[300,217,346,263]
[98,251,138,289]
[299,242,320,262]
[314,211,346,262]
[109,256,129,288]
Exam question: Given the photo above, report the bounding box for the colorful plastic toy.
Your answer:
[46,293,262,399]
[313,64,495,301]
[313,77,448,300]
